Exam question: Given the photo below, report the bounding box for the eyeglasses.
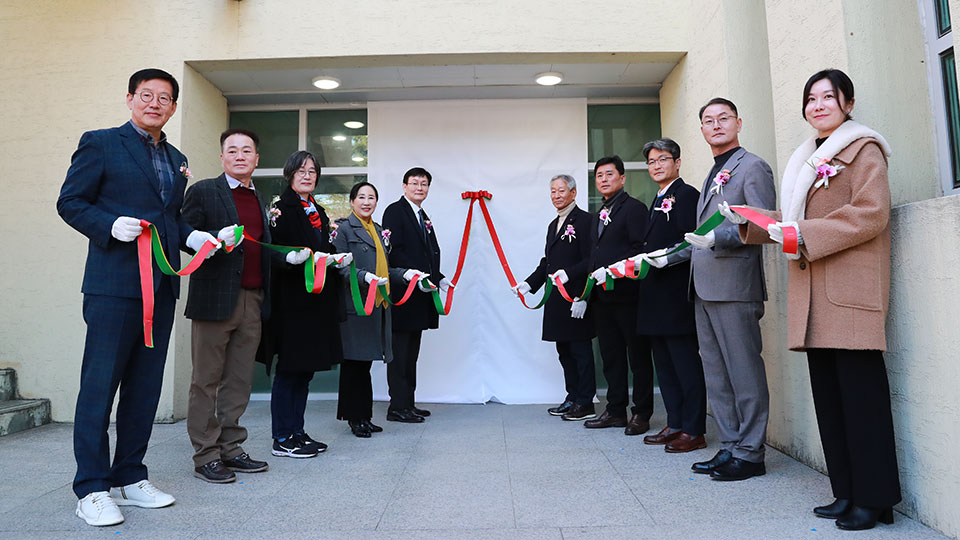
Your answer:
[646,156,675,167]
[296,168,318,178]
[134,91,173,106]
[406,181,429,188]
[701,115,736,128]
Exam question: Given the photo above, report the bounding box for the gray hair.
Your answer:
[550,174,576,190]
[641,138,681,160]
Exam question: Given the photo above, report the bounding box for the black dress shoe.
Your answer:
[583,410,628,428]
[349,420,372,438]
[194,459,237,483]
[362,420,383,433]
[710,457,765,481]
[412,406,431,417]
[223,452,269,473]
[691,449,732,474]
[561,403,596,421]
[813,498,851,519]
[547,400,574,416]
[836,506,894,530]
[386,409,425,423]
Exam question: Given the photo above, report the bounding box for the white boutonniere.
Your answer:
[381,228,391,247]
[599,207,612,226]
[807,157,845,190]
[267,195,281,227]
[710,169,731,195]
[655,196,675,221]
[561,224,576,242]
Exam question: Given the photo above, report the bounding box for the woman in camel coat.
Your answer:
[727,69,900,531]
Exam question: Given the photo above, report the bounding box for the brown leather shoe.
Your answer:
[583,410,628,429]
[665,433,707,453]
[624,414,650,436]
[643,426,682,445]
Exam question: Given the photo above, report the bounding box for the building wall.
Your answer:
[1,0,958,535]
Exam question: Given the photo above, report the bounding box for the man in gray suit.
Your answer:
[181,129,310,483]
[643,98,776,481]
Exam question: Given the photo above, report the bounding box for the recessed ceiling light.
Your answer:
[352,156,365,162]
[535,71,563,86]
[332,135,347,142]
[312,76,341,90]
[343,121,365,129]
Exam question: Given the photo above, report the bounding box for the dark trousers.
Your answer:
[650,334,705,435]
[73,278,175,498]
[556,340,596,405]
[388,330,422,411]
[594,302,652,419]
[337,359,373,421]
[807,348,902,508]
[270,370,314,439]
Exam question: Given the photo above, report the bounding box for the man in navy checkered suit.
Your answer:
[57,68,223,527]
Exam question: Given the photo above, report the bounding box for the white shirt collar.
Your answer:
[405,195,422,215]
[225,174,256,191]
[656,178,678,196]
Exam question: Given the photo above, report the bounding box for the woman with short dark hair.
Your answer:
[727,69,901,530]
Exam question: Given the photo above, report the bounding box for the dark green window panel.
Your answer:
[940,48,960,188]
[587,104,661,163]
[306,110,368,168]
[230,111,299,169]
[936,0,952,36]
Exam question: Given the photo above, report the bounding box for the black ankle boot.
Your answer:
[813,498,851,518]
[836,506,894,530]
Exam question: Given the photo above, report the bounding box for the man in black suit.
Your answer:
[512,174,597,421]
[181,129,309,483]
[627,139,706,453]
[583,156,653,436]
[381,167,451,423]
[58,68,219,526]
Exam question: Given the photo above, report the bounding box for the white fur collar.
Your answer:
[780,120,892,222]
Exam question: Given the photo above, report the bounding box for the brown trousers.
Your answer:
[187,288,263,467]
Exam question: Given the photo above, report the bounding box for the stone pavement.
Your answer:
[0,399,950,539]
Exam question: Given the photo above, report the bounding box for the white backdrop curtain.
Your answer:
[366,98,588,404]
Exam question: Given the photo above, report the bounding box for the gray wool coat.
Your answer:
[332,213,407,362]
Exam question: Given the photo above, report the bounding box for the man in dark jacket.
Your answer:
[513,174,597,421]
[381,167,451,423]
[583,156,653,436]
[181,129,307,483]
[630,138,706,453]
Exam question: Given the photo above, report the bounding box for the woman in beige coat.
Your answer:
[723,69,900,531]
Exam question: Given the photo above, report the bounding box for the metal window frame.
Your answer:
[919,0,960,195]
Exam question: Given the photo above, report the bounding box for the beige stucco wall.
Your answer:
[1,0,958,535]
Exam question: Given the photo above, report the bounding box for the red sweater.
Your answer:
[232,187,263,289]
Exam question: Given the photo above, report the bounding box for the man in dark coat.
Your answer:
[381,167,451,423]
[629,138,706,453]
[57,68,218,526]
[583,155,653,436]
[181,129,290,483]
[513,174,597,421]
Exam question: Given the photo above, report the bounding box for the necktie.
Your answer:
[419,209,429,243]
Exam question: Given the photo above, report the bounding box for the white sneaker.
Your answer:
[110,480,175,508]
[76,491,124,526]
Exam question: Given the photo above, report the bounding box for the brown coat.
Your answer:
[741,137,891,352]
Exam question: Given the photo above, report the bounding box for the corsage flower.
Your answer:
[710,169,731,195]
[381,228,391,247]
[655,196,675,221]
[424,219,433,233]
[561,224,576,242]
[329,221,339,242]
[599,207,612,226]
[267,196,281,227]
[807,156,844,189]
[179,162,193,180]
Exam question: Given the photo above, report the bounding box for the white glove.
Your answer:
[684,230,715,249]
[186,230,220,258]
[217,225,241,248]
[570,299,587,319]
[403,269,427,282]
[767,221,803,245]
[641,253,668,269]
[611,260,627,276]
[334,252,353,268]
[718,201,747,224]
[111,216,142,242]
[312,251,338,266]
[285,248,311,265]
[511,281,531,297]
[364,273,386,285]
[549,269,569,284]
[591,267,609,283]
[439,277,453,291]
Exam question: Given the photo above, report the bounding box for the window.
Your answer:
[586,104,662,211]
[921,0,960,192]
